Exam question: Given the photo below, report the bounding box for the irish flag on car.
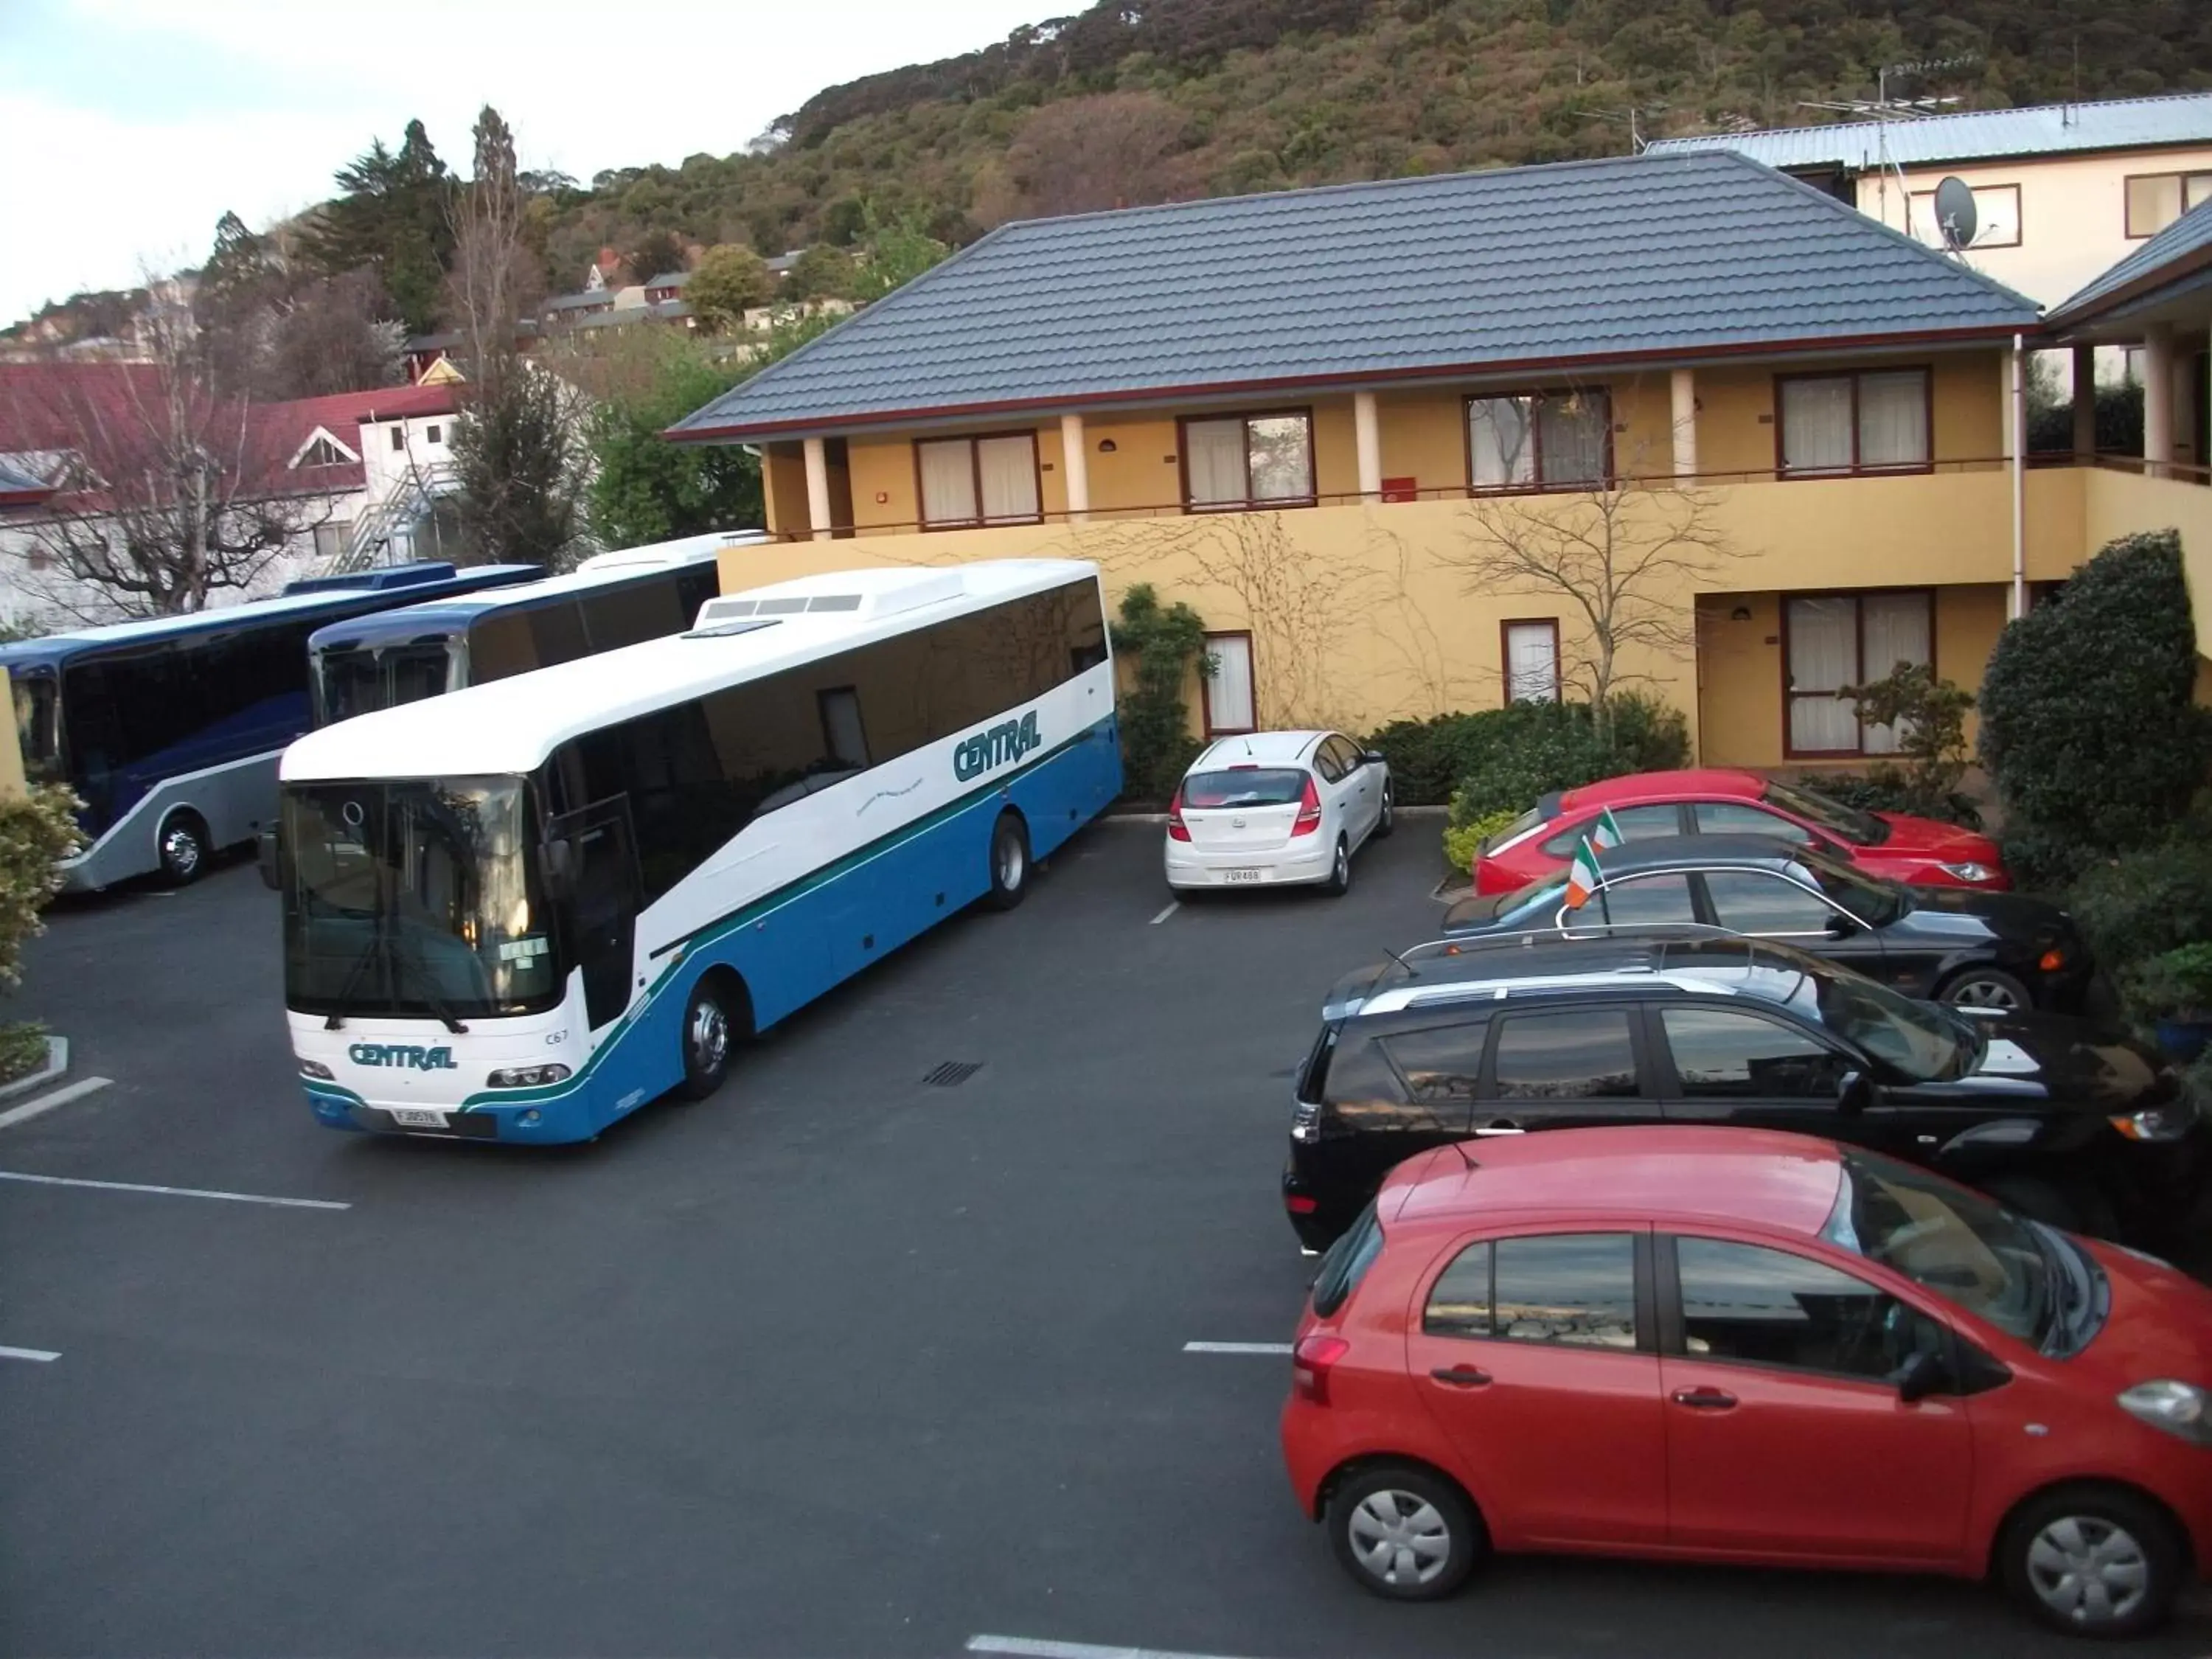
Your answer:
[1563,837,1604,910]
[1590,806,1628,851]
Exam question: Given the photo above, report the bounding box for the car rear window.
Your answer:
[1312,1201,1384,1317]
[1483,806,1546,856]
[1183,768,1307,808]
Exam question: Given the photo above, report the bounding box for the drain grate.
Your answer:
[922,1060,984,1088]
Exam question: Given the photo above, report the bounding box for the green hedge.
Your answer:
[1366,694,1689,810]
[1795,768,1982,831]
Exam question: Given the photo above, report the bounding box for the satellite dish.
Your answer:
[1933,175,1978,250]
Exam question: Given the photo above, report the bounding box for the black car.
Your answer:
[1281,931,2207,1255]
[1439,834,2104,1016]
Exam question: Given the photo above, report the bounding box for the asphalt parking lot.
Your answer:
[3,821,2208,1659]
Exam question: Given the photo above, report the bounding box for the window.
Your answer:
[1181,412,1315,510]
[1495,1234,1637,1348]
[917,434,1041,528]
[1582,872,1696,928]
[1492,1009,1639,1100]
[1383,1026,1486,1105]
[1539,803,1683,856]
[389,426,405,452]
[1675,1237,1945,1382]
[298,436,349,468]
[817,687,868,769]
[1906,182,2021,249]
[1312,1203,1385,1317]
[312,520,354,563]
[1691,800,1810,842]
[1200,632,1255,735]
[1503,619,1559,704]
[1467,390,1610,492]
[2125,171,2212,239]
[425,424,442,445]
[1777,370,1930,476]
[1660,1006,1848,1099]
[1785,590,1933,755]
[1700,869,1835,934]
[1424,1241,1492,1338]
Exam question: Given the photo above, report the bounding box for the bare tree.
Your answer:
[1441,456,1736,736]
[1,305,333,619]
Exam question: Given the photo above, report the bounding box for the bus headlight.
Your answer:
[487,1063,571,1089]
[298,1059,334,1080]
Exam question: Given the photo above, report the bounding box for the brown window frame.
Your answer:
[1176,408,1318,514]
[911,430,1045,532]
[1200,629,1258,737]
[1907,181,2022,249]
[1462,388,1615,496]
[1773,367,1935,480]
[1779,588,1937,760]
[1499,617,1563,707]
[2124,170,2212,240]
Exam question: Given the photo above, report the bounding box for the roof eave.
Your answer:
[2048,244,2212,332]
[664,319,2040,446]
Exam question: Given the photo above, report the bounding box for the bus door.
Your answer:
[548,797,641,1032]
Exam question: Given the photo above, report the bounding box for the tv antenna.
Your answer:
[1798,55,1981,242]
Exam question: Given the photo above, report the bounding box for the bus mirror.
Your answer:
[257,827,281,891]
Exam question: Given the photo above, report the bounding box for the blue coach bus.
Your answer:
[7,561,540,891]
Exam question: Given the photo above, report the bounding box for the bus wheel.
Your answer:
[675,976,735,1101]
[984,813,1030,911]
[158,812,210,886]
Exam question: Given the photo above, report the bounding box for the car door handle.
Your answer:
[1431,1366,1492,1388]
[1671,1387,1738,1411]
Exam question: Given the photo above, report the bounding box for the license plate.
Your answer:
[1223,869,1264,883]
[390,1107,448,1130]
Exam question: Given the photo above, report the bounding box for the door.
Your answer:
[1503,620,1560,704]
[549,797,641,1032]
[1326,736,1377,841]
[1652,1004,1857,1140]
[1201,633,1255,735]
[1659,1235,1973,1565]
[1475,1004,1655,1137]
[1405,1231,1666,1548]
[1695,869,1888,981]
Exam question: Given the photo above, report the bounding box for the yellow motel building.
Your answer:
[667,150,2212,769]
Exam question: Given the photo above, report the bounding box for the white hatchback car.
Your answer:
[1164,731,1394,895]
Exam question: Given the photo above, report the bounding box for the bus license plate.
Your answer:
[1224,869,1263,883]
[390,1107,448,1130]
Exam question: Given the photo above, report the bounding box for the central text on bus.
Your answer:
[954,709,1041,782]
[348,1043,459,1071]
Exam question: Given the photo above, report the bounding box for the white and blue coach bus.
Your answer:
[7,560,540,891]
[276,559,1119,1144]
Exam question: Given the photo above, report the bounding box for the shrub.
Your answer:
[1365,696,1688,811]
[1837,662,1976,820]
[1108,583,1208,801]
[1441,805,1518,876]
[1979,529,2212,863]
[2062,835,2212,981]
[1795,768,1983,831]
[1602,691,1692,776]
[0,786,83,992]
[2126,942,2212,1019]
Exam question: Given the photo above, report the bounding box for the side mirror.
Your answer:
[1837,1068,1873,1113]
[1895,1346,1950,1405]
[257,826,281,891]
[1361,749,1388,767]
[1826,911,1860,939]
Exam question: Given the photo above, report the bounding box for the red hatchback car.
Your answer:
[1473,769,2010,896]
[1282,1127,2212,1638]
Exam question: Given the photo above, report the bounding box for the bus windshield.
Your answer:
[315,642,456,724]
[282,777,561,1021]
[12,674,61,787]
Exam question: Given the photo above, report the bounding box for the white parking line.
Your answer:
[0,1170,350,1211]
[970,1638,1271,1659]
[0,1345,60,1363]
[1148,902,1179,925]
[1182,1341,1293,1356]
[0,1075,112,1131]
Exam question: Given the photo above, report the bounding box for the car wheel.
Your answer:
[982,813,1030,911]
[1941,967,2033,1013]
[2000,1485,2183,1639]
[1321,836,1351,898]
[158,811,210,886]
[1327,1464,1485,1601]
[1372,781,1395,838]
[675,976,736,1102]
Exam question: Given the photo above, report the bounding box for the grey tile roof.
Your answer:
[543,291,615,314]
[644,270,689,289]
[669,151,2039,442]
[2051,198,2212,321]
[1646,93,2212,173]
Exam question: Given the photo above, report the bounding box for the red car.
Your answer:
[1472,769,2009,896]
[1282,1127,2212,1638]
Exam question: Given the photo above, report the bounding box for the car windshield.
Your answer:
[1811,967,1975,1080]
[11,672,62,787]
[1763,779,1889,846]
[281,776,560,1021]
[314,641,456,726]
[1799,849,1905,925]
[1823,1149,2084,1352]
[1183,768,1307,809]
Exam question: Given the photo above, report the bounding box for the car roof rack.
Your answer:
[1398,919,1747,965]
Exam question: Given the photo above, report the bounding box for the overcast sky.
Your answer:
[0,0,1054,326]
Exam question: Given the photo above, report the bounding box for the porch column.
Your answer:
[1669,368,1697,481]
[1353,390,1382,501]
[2072,344,2098,460]
[802,435,832,541]
[2143,323,2175,479]
[1060,412,1090,521]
